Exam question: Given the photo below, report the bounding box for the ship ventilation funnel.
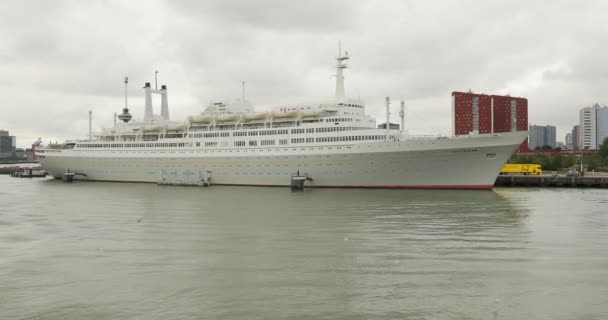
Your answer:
[160,85,169,121]
[144,82,153,122]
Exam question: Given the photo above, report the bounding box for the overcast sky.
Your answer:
[1,0,607,147]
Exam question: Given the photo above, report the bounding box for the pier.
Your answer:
[494,175,608,188]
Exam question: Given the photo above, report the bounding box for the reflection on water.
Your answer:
[1,177,606,319]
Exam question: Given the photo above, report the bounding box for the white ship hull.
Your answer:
[38,132,526,190]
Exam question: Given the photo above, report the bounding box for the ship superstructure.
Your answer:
[36,50,527,189]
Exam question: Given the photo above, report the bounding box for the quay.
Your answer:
[495,175,608,188]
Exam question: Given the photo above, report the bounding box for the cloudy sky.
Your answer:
[1,0,607,147]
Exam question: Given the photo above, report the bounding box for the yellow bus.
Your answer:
[500,164,542,175]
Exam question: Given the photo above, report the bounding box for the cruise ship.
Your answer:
[37,51,527,189]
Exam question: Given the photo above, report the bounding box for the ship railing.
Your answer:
[45,144,76,150]
[403,134,450,140]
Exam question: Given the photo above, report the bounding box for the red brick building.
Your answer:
[452,91,528,151]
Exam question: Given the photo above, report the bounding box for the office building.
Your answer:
[579,104,608,149]
[452,91,528,149]
[0,130,16,157]
[528,125,556,149]
[571,125,580,149]
[565,133,572,149]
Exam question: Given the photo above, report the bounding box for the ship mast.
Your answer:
[242,81,246,102]
[399,100,405,135]
[335,41,349,104]
[124,76,128,109]
[385,97,391,140]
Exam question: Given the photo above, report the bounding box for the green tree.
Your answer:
[552,155,564,170]
[600,137,608,159]
[586,154,601,171]
[533,153,553,170]
[563,155,577,169]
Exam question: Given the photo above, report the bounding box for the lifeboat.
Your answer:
[243,112,268,121]
[142,126,164,133]
[190,115,213,124]
[301,111,321,118]
[165,124,186,131]
[271,111,299,119]
[216,114,239,122]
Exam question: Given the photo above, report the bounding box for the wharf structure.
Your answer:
[495,175,608,188]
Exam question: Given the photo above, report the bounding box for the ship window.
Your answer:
[261,140,275,146]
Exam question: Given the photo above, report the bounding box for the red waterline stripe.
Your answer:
[53,177,493,190]
[216,183,494,190]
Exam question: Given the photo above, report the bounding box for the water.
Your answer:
[1,176,607,319]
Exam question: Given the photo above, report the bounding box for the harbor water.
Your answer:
[1,175,607,319]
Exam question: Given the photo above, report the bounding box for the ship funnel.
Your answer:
[144,82,153,122]
[160,85,169,121]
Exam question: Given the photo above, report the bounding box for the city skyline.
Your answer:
[1,1,608,148]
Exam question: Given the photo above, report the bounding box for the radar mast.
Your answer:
[335,41,349,104]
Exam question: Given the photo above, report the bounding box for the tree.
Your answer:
[563,155,577,169]
[552,155,564,170]
[600,137,608,159]
[533,153,554,170]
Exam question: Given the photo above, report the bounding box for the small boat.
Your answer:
[11,167,47,178]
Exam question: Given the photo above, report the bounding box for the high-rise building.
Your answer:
[452,91,528,149]
[0,129,16,157]
[528,125,556,149]
[571,125,580,149]
[598,106,608,148]
[579,104,608,149]
[565,133,572,149]
[546,125,556,148]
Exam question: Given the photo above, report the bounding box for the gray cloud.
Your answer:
[1,0,607,146]
[167,0,362,32]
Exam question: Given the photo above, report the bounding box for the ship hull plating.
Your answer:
[38,132,525,190]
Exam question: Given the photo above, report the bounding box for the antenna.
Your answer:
[155,70,158,90]
[242,81,246,102]
[399,100,405,134]
[88,110,92,140]
[385,97,391,141]
[124,76,128,109]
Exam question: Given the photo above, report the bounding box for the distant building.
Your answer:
[25,148,34,160]
[571,125,580,149]
[579,104,608,149]
[452,91,528,150]
[15,148,25,158]
[546,125,556,148]
[0,129,16,157]
[565,133,572,149]
[528,125,556,149]
[598,106,608,147]
[377,122,400,130]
